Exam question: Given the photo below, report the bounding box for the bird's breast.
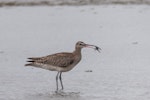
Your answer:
[60,55,81,72]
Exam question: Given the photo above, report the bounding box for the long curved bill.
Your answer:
[85,44,101,53]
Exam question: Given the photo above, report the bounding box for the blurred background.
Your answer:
[0,0,150,6]
[0,0,150,100]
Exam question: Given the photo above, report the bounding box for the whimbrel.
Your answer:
[25,41,101,91]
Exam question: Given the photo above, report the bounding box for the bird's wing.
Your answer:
[28,53,75,67]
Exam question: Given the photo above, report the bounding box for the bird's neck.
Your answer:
[73,47,82,55]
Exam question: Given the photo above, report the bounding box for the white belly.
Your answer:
[32,62,78,72]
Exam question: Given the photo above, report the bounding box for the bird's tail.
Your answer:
[25,57,36,66]
[25,63,34,66]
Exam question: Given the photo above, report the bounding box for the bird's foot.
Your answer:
[55,89,64,94]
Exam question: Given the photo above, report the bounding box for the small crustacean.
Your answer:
[85,44,101,53]
[94,46,101,53]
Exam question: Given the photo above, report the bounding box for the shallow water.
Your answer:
[25,91,81,100]
[0,5,150,100]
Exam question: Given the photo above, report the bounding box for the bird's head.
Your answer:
[76,41,87,49]
[75,41,101,53]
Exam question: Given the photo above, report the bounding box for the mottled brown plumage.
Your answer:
[25,52,81,72]
[25,41,101,91]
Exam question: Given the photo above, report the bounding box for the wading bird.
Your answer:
[25,41,101,91]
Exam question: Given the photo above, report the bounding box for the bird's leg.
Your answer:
[59,72,64,90]
[56,72,59,91]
